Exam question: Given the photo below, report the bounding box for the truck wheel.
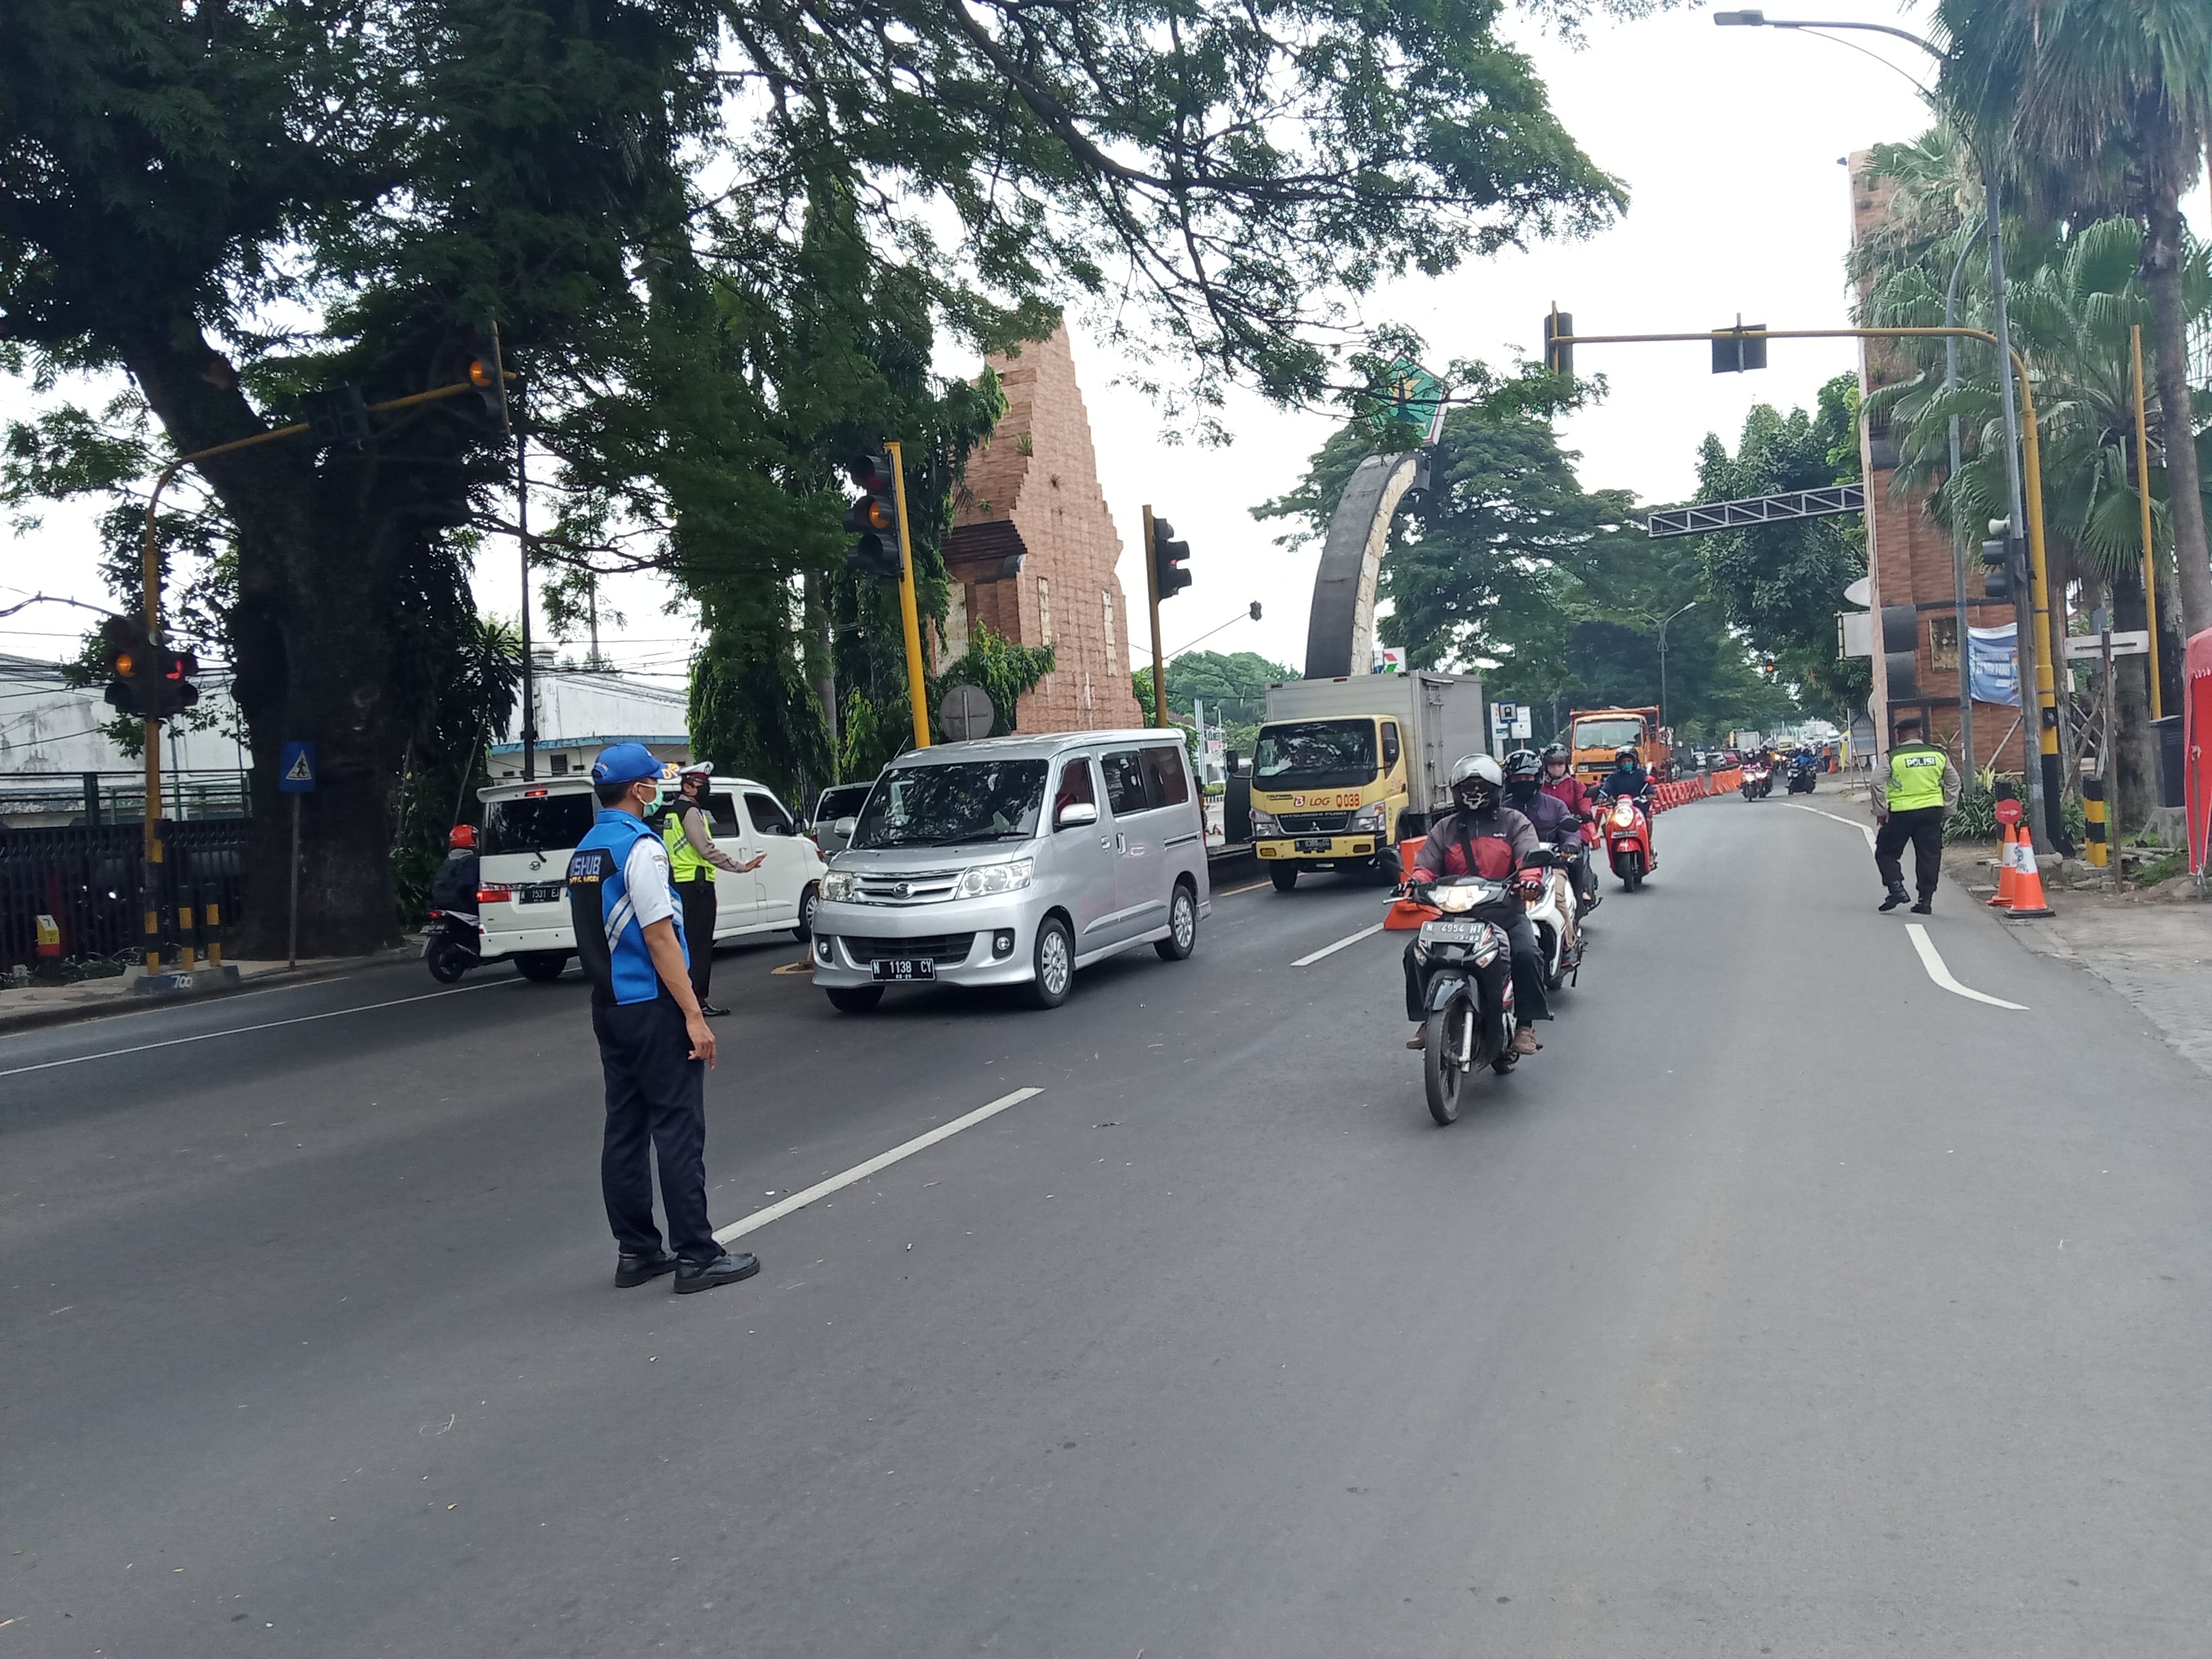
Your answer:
[1269,864,1298,892]
[1371,846,1402,884]
[514,951,568,982]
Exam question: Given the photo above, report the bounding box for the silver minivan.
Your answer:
[809,731,1211,1010]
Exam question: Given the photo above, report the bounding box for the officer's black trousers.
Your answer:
[1875,806,1945,899]
[592,996,717,1262]
[677,876,718,1002]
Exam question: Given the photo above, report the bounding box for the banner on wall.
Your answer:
[1967,624,2020,707]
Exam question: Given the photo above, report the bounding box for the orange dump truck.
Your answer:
[1568,706,1669,786]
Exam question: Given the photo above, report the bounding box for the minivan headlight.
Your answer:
[954,857,1033,899]
[819,869,859,902]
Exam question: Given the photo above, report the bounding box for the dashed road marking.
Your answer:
[1292,922,1385,967]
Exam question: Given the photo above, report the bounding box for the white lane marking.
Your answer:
[712,1086,1044,1246]
[1905,922,2026,1010]
[1783,801,1878,850]
[0,981,508,1079]
[1291,921,1385,967]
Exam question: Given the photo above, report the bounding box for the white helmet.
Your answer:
[1448,754,1504,811]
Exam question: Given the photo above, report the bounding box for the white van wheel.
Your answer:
[792,883,817,942]
[1155,883,1197,961]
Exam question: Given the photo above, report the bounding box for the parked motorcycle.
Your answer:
[1597,794,1656,891]
[1523,847,1583,992]
[1786,755,1818,794]
[1740,761,1772,800]
[1401,873,1523,1125]
[422,909,483,983]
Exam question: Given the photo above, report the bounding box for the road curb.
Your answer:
[0,947,418,1041]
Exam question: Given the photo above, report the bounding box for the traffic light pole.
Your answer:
[883,441,931,750]
[1548,321,2064,853]
[1141,505,1167,729]
[134,373,519,968]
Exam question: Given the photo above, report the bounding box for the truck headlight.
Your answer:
[1349,803,1387,834]
[954,857,1033,899]
[1250,810,1282,836]
[819,869,858,902]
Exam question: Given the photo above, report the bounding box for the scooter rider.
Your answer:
[1597,744,1652,808]
[1536,743,1600,907]
[1502,750,1584,949]
[1402,754,1549,1057]
[428,823,480,916]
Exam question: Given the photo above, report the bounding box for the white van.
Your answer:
[475,773,825,980]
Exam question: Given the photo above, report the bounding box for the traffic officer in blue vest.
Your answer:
[1871,714,1961,914]
[567,743,759,1294]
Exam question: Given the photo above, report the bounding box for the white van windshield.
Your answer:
[851,760,1048,848]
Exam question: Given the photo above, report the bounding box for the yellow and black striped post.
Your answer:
[2083,777,2108,867]
[203,894,224,968]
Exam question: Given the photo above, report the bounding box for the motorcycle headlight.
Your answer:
[1612,801,1635,827]
[1349,803,1387,834]
[953,857,1034,899]
[819,869,858,902]
[1250,810,1282,836]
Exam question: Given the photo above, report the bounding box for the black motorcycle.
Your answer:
[1786,755,1818,794]
[422,909,482,983]
[1404,872,1523,1125]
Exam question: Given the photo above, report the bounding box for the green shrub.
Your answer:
[1945,783,1999,843]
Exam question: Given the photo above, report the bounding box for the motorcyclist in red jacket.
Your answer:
[1403,755,1549,1056]
[1537,742,1598,907]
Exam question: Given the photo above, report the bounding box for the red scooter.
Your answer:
[1595,792,1654,892]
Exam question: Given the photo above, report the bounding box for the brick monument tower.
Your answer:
[943,325,1146,732]
[1848,149,2024,770]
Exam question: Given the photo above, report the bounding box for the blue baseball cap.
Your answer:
[590,742,662,785]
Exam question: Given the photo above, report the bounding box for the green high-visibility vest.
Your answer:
[1886,743,1947,813]
[661,804,714,882]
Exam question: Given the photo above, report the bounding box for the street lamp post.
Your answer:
[1653,600,1698,741]
[1712,10,2060,853]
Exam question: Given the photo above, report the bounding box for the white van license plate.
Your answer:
[519,883,564,904]
[871,958,935,981]
[1294,837,1333,853]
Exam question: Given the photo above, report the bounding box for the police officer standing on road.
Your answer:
[661,762,762,1018]
[1872,714,1961,915]
[568,743,759,1294]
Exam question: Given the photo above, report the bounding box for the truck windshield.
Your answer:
[1574,717,1645,752]
[851,760,1047,848]
[1253,720,1377,790]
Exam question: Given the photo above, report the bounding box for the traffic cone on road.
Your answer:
[1986,825,2018,909]
[2003,833,2055,919]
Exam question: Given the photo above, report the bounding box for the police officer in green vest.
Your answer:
[661,762,760,1016]
[1872,714,1960,914]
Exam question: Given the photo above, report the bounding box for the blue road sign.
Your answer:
[279,741,316,793]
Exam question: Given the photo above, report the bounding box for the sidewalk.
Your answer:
[0,947,416,1040]
[1942,838,2212,1081]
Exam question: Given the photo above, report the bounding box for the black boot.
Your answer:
[1878,886,1910,912]
[1910,896,1933,915]
[614,1248,678,1288]
[674,1250,761,1294]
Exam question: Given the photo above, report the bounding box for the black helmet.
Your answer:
[1540,742,1570,770]
[1614,745,1638,766]
[1448,753,1503,814]
[1502,749,1543,784]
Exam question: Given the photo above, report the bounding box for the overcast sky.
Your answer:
[5,1,2207,680]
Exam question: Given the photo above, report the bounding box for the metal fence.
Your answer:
[0,769,251,828]
[0,818,249,972]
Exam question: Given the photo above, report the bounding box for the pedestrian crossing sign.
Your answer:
[279,741,316,793]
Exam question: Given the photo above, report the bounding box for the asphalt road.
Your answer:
[6,798,2209,1656]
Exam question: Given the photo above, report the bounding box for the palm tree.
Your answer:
[1936,0,2212,634]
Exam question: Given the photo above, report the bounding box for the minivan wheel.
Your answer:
[1269,864,1298,892]
[514,951,568,982]
[825,985,884,1013]
[1155,883,1197,961]
[1029,916,1074,1008]
[792,883,817,943]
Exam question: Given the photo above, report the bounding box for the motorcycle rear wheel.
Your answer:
[1623,855,1643,893]
[1422,1004,1469,1125]
[425,939,470,984]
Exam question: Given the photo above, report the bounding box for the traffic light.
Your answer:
[1981,536,2015,600]
[302,384,371,450]
[1542,308,1574,379]
[101,615,152,717]
[1712,321,1768,374]
[464,321,510,434]
[154,645,201,717]
[844,450,905,579]
[1151,516,1191,601]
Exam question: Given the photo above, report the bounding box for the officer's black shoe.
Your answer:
[1878,888,1911,912]
[1910,897,1933,915]
[700,1003,733,1018]
[614,1248,678,1288]
[674,1250,760,1294]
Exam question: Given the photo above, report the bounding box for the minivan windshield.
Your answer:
[850,760,1048,848]
[1253,720,1377,790]
[481,790,597,855]
[814,783,872,823]
[1574,716,1645,752]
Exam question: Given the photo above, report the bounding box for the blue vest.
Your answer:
[567,809,688,1006]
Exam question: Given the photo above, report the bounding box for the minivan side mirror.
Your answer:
[1055,800,1099,830]
[832,816,858,840]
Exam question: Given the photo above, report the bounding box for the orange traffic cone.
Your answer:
[2003,832,2055,919]
[1986,824,2017,908]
